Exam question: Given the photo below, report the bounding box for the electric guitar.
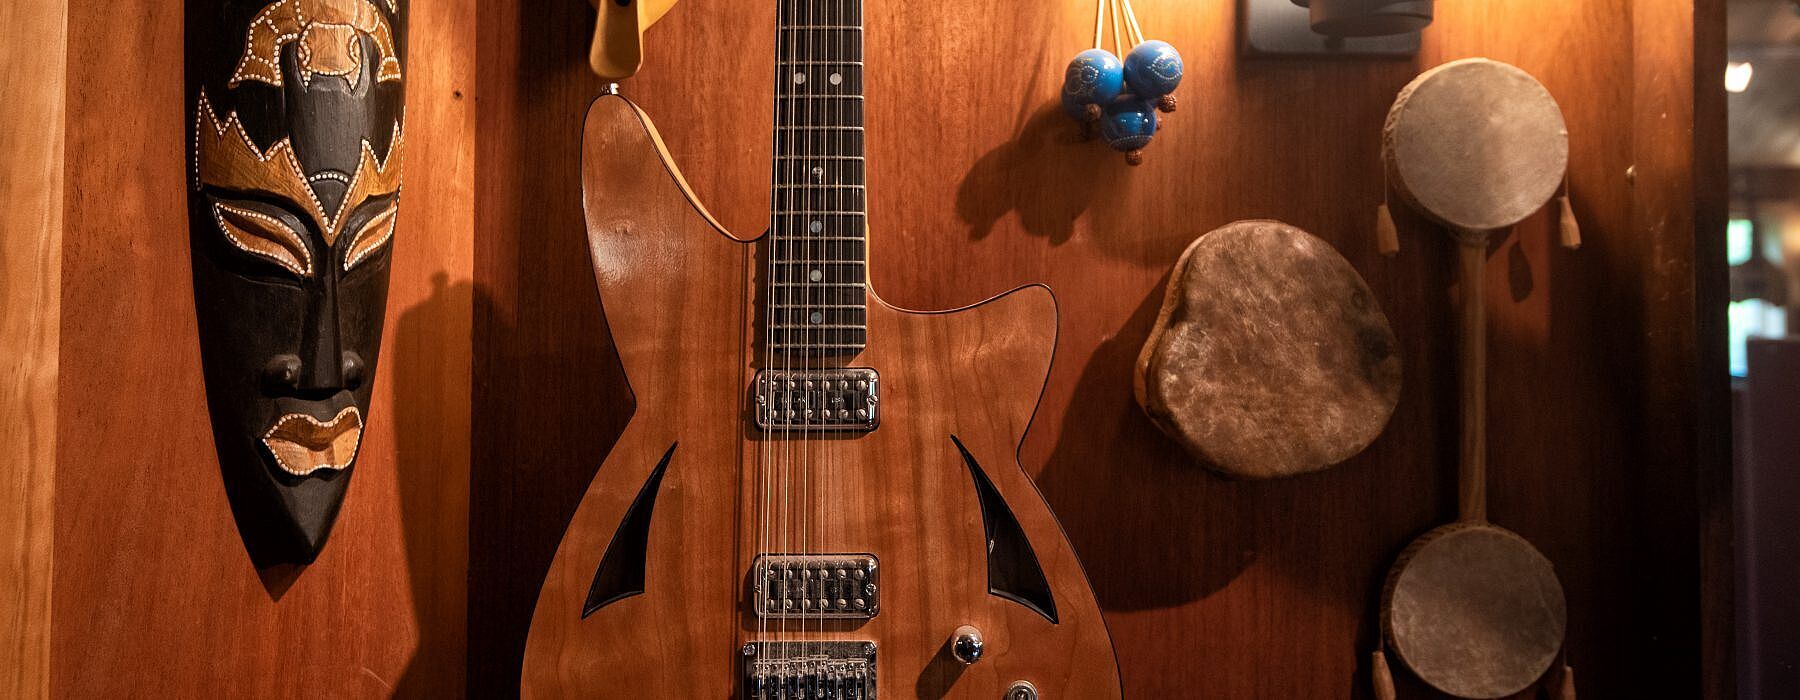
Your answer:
[522,2,1121,697]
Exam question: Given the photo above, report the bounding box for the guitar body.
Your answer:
[521,96,1120,698]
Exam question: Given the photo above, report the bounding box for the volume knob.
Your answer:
[951,625,985,665]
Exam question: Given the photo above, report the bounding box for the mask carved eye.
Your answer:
[211,201,313,277]
[344,202,397,271]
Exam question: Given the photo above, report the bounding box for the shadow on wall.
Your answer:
[1030,277,1261,610]
[392,272,474,698]
[957,103,1136,247]
[952,97,1209,271]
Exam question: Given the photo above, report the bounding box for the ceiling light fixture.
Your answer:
[1726,61,1754,93]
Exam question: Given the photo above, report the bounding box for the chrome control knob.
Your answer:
[1006,680,1040,699]
[951,625,985,665]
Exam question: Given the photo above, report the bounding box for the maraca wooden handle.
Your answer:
[1456,230,1489,523]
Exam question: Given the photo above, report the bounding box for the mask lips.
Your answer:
[261,405,364,477]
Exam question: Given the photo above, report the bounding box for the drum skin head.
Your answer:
[1384,58,1568,233]
[1135,220,1402,479]
[1382,523,1568,699]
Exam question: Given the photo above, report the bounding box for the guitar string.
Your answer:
[824,0,842,658]
[824,0,842,660]
[844,0,858,657]
[797,0,816,662]
[758,0,784,673]
[778,0,798,666]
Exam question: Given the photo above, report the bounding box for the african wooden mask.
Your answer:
[186,0,404,567]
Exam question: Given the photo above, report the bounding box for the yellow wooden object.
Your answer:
[588,0,679,80]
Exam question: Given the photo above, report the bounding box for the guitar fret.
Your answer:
[774,130,865,152]
[771,289,866,306]
[781,25,862,30]
[772,306,867,319]
[773,303,867,307]
[771,242,867,259]
[778,60,864,66]
[776,125,863,131]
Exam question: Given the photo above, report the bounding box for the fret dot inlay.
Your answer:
[793,72,807,84]
[830,72,843,85]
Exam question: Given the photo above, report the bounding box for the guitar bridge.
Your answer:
[754,369,880,432]
[742,640,876,700]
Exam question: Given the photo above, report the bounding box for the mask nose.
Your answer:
[294,266,348,397]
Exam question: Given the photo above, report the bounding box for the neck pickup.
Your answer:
[754,368,880,432]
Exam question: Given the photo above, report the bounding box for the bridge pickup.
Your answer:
[753,554,880,620]
[754,368,880,432]
[742,640,876,700]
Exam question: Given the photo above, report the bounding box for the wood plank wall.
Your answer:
[18,0,1722,697]
[470,0,1725,697]
[0,1,65,697]
[40,0,476,696]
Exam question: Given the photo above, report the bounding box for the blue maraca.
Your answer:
[1098,98,1158,165]
[1061,48,1125,122]
[1124,40,1183,108]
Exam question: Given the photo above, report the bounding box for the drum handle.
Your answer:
[1455,228,1490,523]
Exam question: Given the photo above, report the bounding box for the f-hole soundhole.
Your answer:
[583,443,677,618]
[953,435,1058,624]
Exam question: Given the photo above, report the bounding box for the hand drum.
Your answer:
[1135,220,1402,479]
[1379,58,1570,699]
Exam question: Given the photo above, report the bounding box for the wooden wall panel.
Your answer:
[0,1,65,697]
[472,0,1720,697]
[49,0,474,696]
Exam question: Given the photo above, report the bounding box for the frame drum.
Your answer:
[1383,58,1568,233]
[1135,220,1401,479]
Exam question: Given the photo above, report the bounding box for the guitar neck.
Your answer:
[768,0,867,356]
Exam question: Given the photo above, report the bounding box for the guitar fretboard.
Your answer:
[768,0,866,355]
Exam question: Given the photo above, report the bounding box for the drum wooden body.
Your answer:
[1135,220,1401,479]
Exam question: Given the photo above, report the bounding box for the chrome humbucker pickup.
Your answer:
[742,640,876,700]
[753,554,880,620]
[754,368,880,432]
